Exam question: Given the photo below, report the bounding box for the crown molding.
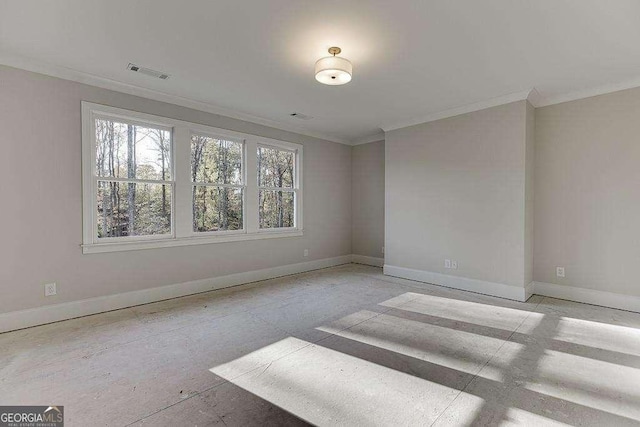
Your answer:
[380,89,536,132]
[350,131,385,145]
[535,76,640,107]
[0,52,352,145]
[6,50,640,143]
[526,87,543,108]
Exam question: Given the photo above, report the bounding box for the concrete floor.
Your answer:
[1,264,640,426]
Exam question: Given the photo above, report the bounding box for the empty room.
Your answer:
[1,1,640,426]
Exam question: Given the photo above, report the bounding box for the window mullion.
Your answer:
[82,101,303,253]
[258,186,295,192]
[245,140,259,233]
[193,182,245,189]
[96,177,172,185]
[174,126,192,238]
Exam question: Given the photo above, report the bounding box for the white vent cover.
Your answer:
[127,63,170,80]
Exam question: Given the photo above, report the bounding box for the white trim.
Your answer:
[0,52,351,145]
[351,254,384,267]
[525,281,535,301]
[256,141,304,231]
[532,281,640,313]
[82,230,304,254]
[526,87,543,108]
[535,76,640,107]
[383,264,529,302]
[351,132,385,146]
[0,255,352,333]
[8,51,640,144]
[381,89,535,132]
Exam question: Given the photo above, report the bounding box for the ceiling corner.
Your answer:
[526,87,543,108]
[350,131,385,146]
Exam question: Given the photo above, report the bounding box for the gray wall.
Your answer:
[534,87,640,297]
[385,101,531,288]
[0,65,352,314]
[351,140,385,259]
[5,61,640,315]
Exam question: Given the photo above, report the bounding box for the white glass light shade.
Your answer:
[315,56,353,85]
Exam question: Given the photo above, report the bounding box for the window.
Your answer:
[258,146,296,229]
[82,103,302,253]
[94,117,173,240]
[191,135,244,233]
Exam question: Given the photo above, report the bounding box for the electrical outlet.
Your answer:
[451,260,458,269]
[303,249,309,257]
[556,267,565,278]
[381,246,385,254]
[444,259,451,269]
[44,283,57,297]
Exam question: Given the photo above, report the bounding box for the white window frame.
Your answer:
[82,102,303,254]
[257,143,301,232]
[189,130,247,237]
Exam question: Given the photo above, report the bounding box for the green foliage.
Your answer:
[95,119,171,238]
[193,186,243,232]
[191,136,243,232]
[94,121,297,238]
[97,182,171,237]
[259,190,294,228]
[258,146,295,228]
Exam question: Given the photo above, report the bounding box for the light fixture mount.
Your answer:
[315,46,352,85]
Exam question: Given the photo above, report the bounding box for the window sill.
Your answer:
[82,230,304,254]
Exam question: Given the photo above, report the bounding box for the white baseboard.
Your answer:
[533,281,640,313]
[0,255,352,333]
[383,264,529,302]
[9,258,637,334]
[351,254,384,267]
[525,281,535,301]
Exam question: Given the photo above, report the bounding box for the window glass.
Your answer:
[83,103,302,252]
[191,136,242,185]
[258,146,294,188]
[96,118,171,180]
[259,190,295,228]
[97,181,172,237]
[191,134,244,232]
[193,186,243,232]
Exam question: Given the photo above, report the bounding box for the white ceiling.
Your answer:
[2,0,640,144]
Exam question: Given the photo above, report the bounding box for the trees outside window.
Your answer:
[191,135,244,232]
[258,146,295,228]
[83,103,302,253]
[95,119,172,238]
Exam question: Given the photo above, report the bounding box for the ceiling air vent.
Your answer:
[290,112,313,120]
[127,63,170,80]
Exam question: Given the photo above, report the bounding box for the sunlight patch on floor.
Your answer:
[500,408,573,426]
[530,349,640,419]
[380,292,544,333]
[211,337,465,426]
[555,317,640,356]
[317,310,523,380]
[209,290,640,426]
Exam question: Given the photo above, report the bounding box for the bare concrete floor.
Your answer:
[2,264,640,426]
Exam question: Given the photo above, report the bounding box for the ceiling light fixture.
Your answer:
[315,47,352,85]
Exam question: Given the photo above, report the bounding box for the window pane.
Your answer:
[95,119,171,180]
[193,186,243,232]
[97,181,172,238]
[259,190,295,228]
[191,135,242,184]
[258,146,294,188]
